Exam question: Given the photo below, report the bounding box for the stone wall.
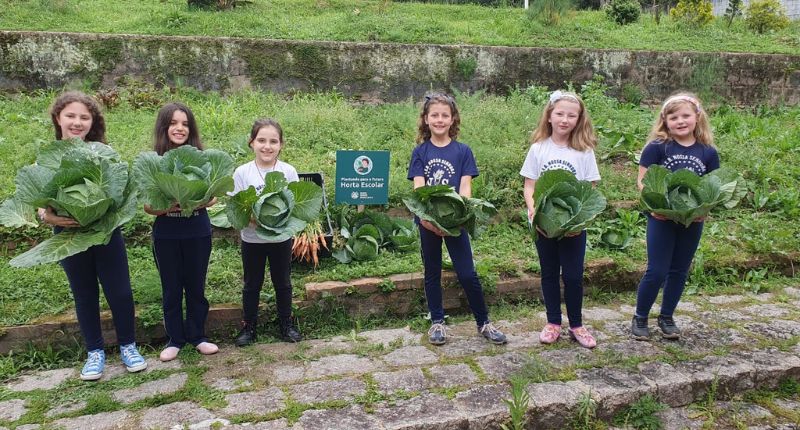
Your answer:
[2,31,800,106]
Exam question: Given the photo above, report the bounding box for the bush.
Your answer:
[745,0,790,33]
[577,0,603,10]
[606,0,642,24]
[527,0,575,25]
[724,0,743,27]
[670,0,714,26]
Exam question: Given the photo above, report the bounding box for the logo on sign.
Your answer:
[351,191,359,199]
[354,156,373,176]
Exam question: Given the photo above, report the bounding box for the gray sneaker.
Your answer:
[478,322,507,345]
[428,322,447,345]
[657,315,681,339]
[631,316,650,340]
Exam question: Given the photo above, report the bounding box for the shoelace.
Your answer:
[660,317,676,328]
[480,323,500,336]
[635,318,648,328]
[121,345,141,362]
[428,323,446,337]
[86,350,103,365]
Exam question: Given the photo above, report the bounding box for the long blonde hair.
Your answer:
[529,91,596,151]
[648,91,714,146]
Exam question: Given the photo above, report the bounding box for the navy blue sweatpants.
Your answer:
[241,240,294,324]
[535,231,587,328]
[635,216,704,318]
[419,225,489,327]
[60,229,136,351]
[153,236,212,347]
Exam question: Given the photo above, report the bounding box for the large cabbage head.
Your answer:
[403,185,496,237]
[54,178,113,226]
[532,169,607,239]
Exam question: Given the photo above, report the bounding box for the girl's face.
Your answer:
[57,102,93,141]
[250,125,282,167]
[664,104,698,141]
[168,110,190,146]
[425,102,454,139]
[548,100,581,141]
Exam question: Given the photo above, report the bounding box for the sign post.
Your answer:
[334,150,390,206]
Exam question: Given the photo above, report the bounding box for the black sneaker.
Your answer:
[279,318,303,343]
[428,321,447,345]
[631,316,650,340]
[657,315,681,339]
[234,321,257,347]
[478,322,507,345]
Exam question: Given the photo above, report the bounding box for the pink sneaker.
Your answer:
[196,342,219,355]
[539,323,561,344]
[569,326,597,349]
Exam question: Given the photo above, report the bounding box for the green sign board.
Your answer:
[335,150,390,205]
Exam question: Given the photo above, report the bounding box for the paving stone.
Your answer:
[601,320,636,338]
[751,292,775,302]
[222,387,285,416]
[741,304,791,318]
[427,364,477,388]
[676,301,699,312]
[745,320,800,339]
[0,399,26,421]
[210,377,253,392]
[582,307,625,321]
[14,425,39,430]
[526,381,588,429]
[305,354,381,380]
[51,410,132,430]
[453,384,509,429]
[295,405,380,430]
[708,295,746,304]
[111,372,187,404]
[289,377,366,403]
[357,326,420,347]
[502,331,539,350]
[597,340,661,360]
[618,304,636,315]
[382,345,439,367]
[186,418,231,429]
[374,393,469,430]
[475,351,527,381]
[718,401,773,419]
[698,310,752,324]
[675,355,756,399]
[655,327,749,354]
[575,367,656,418]
[773,398,800,412]
[139,401,216,429]
[5,368,74,392]
[732,349,800,387]
[304,337,354,357]
[271,364,306,384]
[45,400,87,418]
[100,357,182,381]
[783,287,800,298]
[655,407,704,430]
[637,361,695,407]
[438,336,492,357]
[224,419,291,430]
[373,368,428,394]
[537,347,593,368]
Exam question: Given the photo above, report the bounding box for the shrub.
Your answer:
[577,0,603,10]
[745,0,790,33]
[606,0,642,24]
[670,0,714,26]
[527,0,574,25]
[724,0,743,27]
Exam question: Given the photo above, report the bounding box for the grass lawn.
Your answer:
[0,0,798,54]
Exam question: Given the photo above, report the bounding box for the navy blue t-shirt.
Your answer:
[639,139,720,176]
[152,208,211,240]
[406,140,479,194]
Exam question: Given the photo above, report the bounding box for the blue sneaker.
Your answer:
[120,343,147,373]
[80,349,105,381]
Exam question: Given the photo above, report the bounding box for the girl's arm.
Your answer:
[523,178,536,222]
[412,176,426,190]
[37,207,80,228]
[413,176,445,237]
[459,176,472,198]
[143,203,181,216]
[636,166,648,191]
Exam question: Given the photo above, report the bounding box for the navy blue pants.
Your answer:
[241,240,293,324]
[153,236,212,347]
[60,229,136,351]
[419,225,489,327]
[635,216,704,318]
[535,231,587,328]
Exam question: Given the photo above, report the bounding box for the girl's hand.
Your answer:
[420,219,446,237]
[693,215,706,223]
[565,230,582,238]
[167,202,182,213]
[201,197,218,209]
[650,212,669,221]
[39,207,80,228]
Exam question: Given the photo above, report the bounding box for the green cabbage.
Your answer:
[640,165,747,227]
[133,145,235,216]
[225,171,323,242]
[402,185,497,237]
[532,170,607,239]
[0,139,137,267]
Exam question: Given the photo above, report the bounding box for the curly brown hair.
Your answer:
[50,91,106,143]
[415,92,460,144]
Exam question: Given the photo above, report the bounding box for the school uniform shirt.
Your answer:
[639,139,720,175]
[519,138,601,182]
[407,140,479,194]
[232,160,299,244]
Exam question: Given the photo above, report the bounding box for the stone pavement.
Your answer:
[1,287,800,429]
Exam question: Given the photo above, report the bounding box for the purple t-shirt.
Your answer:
[639,139,720,176]
[407,140,479,194]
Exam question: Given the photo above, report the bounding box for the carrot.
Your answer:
[319,233,329,251]
[311,242,319,267]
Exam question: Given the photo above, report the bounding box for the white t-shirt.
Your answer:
[519,138,601,182]
[231,160,299,244]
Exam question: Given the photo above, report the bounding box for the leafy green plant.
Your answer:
[612,394,667,429]
[0,140,137,267]
[403,185,497,238]
[500,377,531,430]
[225,171,323,242]
[639,166,747,227]
[745,0,789,33]
[571,391,600,430]
[670,0,714,26]
[134,145,235,216]
[724,0,743,27]
[606,0,641,25]
[332,209,418,263]
[527,0,574,25]
[600,227,632,249]
[207,203,231,228]
[531,170,607,239]
[333,223,382,263]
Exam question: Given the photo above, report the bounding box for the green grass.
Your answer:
[0,0,798,54]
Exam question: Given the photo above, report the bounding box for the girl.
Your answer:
[631,92,718,341]
[231,119,302,346]
[144,103,218,362]
[39,91,147,380]
[407,92,506,346]
[520,90,600,349]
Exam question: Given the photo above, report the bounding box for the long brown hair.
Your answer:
[415,93,461,144]
[153,102,203,155]
[530,91,596,151]
[50,91,106,143]
[648,91,714,146]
